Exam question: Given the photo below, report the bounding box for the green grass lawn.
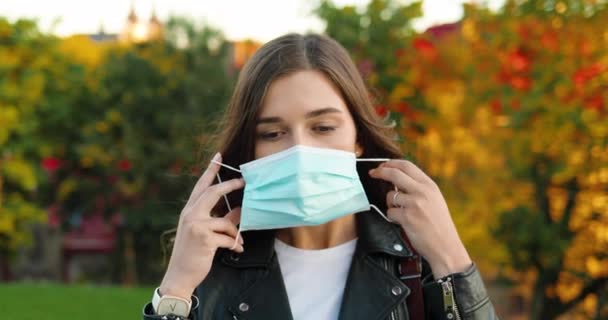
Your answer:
[0,282,154,320]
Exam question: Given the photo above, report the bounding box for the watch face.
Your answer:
[158,298,190,317]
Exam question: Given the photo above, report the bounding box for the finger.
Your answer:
[387,190,412,208]
[224,207,242,226]
[369,166,419,194]
[210,233,244,253]
[224,208,243,245]
[207,217,240,239]
[186,152,223,205]
[386,207,409,226]
[381,160,433,184]
[199,178,245,212]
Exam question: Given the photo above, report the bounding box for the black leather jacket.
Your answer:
[143,210,499,320]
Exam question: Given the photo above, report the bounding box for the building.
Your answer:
[88,4,164,44]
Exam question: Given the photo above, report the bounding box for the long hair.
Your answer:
[207,33,402,216]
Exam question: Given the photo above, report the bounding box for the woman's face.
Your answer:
[254,70,361,159]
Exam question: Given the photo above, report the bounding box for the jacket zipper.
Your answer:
[382,257,398,320]
[438,277,461,320]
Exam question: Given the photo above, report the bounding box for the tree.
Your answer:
[316,0,608,318]
[0,18,79,264]
[36,18,236,283]
[1,16,236,283]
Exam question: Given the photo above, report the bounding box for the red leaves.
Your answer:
[497,48,534,91]
[376,102,421,121]
[507,49,532,72]
[490,99,502,114]
[540,31,559,53]
[412,37,437,61]
[510,76,533,91]
[41,157,61,172]
[375,105,388,117]
[490,99,521,114]
[572,63,605,88]
[394,101,420,121]
[117,159,132,172]
[584,94,604,113]
[358,59,375,78]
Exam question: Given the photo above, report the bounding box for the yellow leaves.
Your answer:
[553,83,570,100]
[0,49,20,68]
[1,157,37,191]
[594,224,608,243]
[0,213,15,234]
[87,109,122,136]
[58,178,77,200]
[582,295,598,318]
[585,256,608,277]
[555,2,568,14]
[118,179,143,197]
[419,127,442,154]
[547,186,567,221]
[423,80,465,118]
[461,18,479,42]
[0,194,46,250]
[95,121,110,134]
[552,17,564,29]
[80,156,94,168]
[58,35,106,68]
[78,144,113,167]
[0,18,12,38]
[106,109,122,124]
[556,272,583,302]
[388,83,415,104]
[598,167,608,184]
[442,158,457,178]
[567,148,586,167]
[21,73,46,106]
[0,105,19,145]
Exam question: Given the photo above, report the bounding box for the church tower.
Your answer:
[119,2,163,43]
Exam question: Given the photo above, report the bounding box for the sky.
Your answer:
[0,0,505,41]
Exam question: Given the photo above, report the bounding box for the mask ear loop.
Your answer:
[210,159,244,250]
[356,158,399,224]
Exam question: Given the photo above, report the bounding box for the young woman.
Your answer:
[143,33,498,320]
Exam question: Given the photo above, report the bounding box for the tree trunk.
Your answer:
[0,250,11,281]
[530,273,547,319]
[530,266,565,319]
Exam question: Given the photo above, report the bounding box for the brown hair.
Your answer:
[209,33,402,216]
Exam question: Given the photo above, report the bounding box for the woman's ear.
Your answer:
[355,143,364,157]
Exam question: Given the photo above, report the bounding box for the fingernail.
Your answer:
[213,152,221,161]
[239,237,244,245]
[239,245,245,252]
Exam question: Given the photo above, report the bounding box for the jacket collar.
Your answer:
[221,210,413,268]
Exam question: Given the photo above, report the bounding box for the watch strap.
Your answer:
[152,287,192,317]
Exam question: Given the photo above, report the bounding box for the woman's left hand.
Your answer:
[369,159,472,279]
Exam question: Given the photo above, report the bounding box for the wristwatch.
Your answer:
[152,288,192,318]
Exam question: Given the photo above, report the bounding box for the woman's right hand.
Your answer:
[159,152,245,300]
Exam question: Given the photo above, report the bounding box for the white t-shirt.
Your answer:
[274,237,358,320]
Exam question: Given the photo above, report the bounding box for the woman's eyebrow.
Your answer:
[305,107,342,118]
[257,116,283,124]
[257,107,343,124]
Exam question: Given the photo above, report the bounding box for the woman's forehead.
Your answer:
[258,70,349,118]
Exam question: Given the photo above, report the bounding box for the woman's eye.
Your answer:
[258,131,283,140]
[314,125,336,133]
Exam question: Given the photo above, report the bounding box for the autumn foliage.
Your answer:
[319,0,607,318]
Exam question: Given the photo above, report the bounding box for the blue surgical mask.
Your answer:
[213,145,395,244]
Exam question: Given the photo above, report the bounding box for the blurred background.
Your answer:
[0,0,607,319]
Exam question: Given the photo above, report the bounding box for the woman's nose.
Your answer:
[291,129,317,148]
